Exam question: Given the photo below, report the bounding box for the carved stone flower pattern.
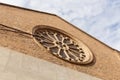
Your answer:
[33,26,93,64]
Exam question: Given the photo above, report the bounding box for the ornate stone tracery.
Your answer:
[33,25,94,64]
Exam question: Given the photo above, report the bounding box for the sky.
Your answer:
[0,0,120,51]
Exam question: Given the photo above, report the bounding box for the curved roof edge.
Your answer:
[0,2,120,52]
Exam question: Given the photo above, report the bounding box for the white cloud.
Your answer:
[27,0,107,18]
[0,0,27,6]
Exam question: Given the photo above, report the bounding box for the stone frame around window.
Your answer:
[32,25,94,65]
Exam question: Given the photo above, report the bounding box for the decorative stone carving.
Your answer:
[33,25,94,64]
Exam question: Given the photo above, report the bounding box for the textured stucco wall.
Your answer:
[0,46,101,80]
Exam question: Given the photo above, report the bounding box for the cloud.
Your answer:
[0,0,27,6]
[84,0,120,50]
[0,0,120,51]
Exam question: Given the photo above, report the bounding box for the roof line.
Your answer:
[57,16,120,52]
[0,2,57,16]
[0,2,120,52]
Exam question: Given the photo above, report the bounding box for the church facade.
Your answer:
[0,3,120,80]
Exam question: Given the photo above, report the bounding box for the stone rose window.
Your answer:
[33,25,94,65]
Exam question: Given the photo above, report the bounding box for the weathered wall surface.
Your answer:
[0,46,101,80]
[0,3,120,80]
